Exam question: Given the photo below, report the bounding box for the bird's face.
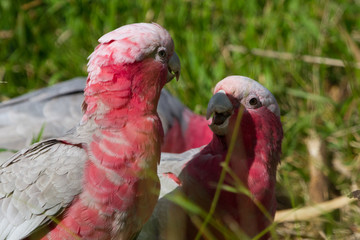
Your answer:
[206,76,280,136]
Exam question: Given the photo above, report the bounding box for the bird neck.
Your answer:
[81,59,167,127]
[240,108,283,176]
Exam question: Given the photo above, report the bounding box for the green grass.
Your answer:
[1,0,360,238]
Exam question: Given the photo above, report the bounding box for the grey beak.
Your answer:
[167,52,181,82]
[206,90,233,119]
[206,90,233,136]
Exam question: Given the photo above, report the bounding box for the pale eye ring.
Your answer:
[158,49,167,58]
[249,97,258,106]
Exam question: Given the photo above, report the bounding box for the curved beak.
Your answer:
[167,52,181,82]
[206,90,233,136]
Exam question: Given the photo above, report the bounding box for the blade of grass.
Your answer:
[195,105,244,240]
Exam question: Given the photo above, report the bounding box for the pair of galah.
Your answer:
[0,23,283,239]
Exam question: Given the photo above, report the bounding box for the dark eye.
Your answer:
[158,49,167,58]
[249,97,258,106]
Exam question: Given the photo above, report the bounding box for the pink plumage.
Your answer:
[161,108,212,153]
[139,76,283,240]
[0,23,180,240]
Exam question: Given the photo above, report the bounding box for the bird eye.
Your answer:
[249,97,258,106]
[158,49,167,58]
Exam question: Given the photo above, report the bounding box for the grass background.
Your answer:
[1,0,360,238]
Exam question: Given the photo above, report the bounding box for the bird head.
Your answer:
[206,76,280,136]
[83,23,181,116]
[87,23,180,85]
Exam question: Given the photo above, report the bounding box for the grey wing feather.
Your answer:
[158,147,202,198]
[0,137,87,240]
[0,77,86,151]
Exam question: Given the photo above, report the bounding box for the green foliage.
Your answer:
[31,123,45,144]
[1,0,360,238]
[0,148,16,153]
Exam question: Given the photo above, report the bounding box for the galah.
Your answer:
[139,76,283,240]
[0,78,211,157]
[0,22,181,240]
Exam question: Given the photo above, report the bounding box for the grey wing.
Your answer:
[157,89,186,135]
[0,77,86,151]
[158,147,202,198]
[0,138,87,240]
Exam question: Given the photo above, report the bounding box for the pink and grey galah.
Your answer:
[0,22,180,239]
[139,76,283,240]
